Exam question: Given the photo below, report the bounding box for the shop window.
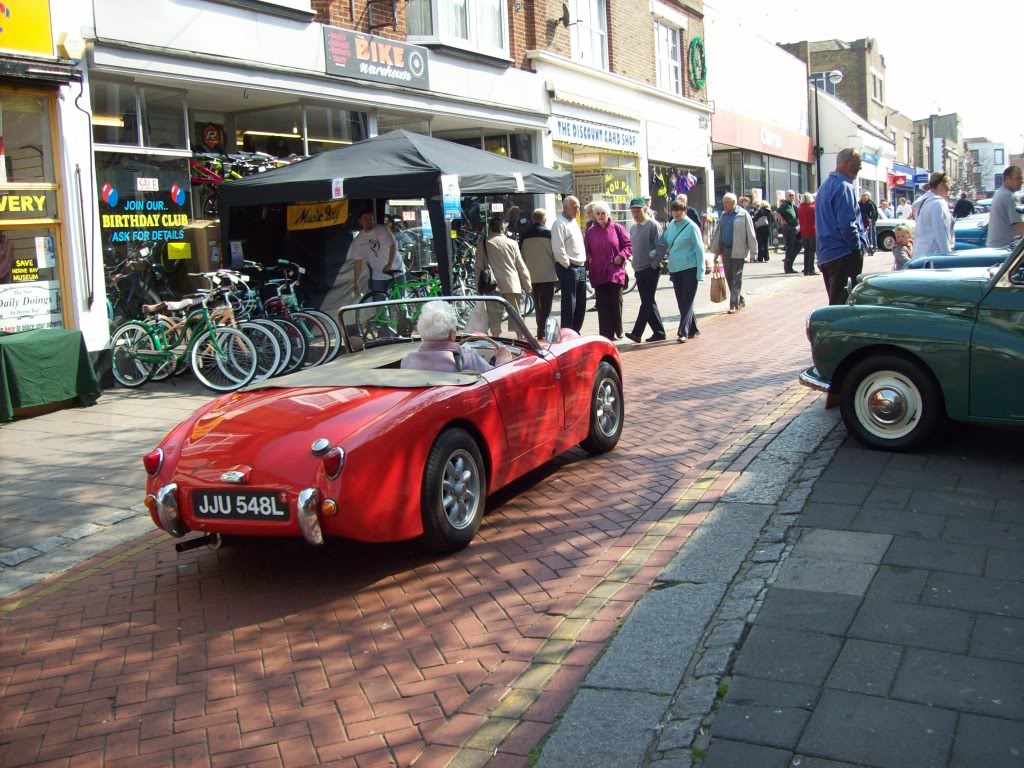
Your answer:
[141,87,187,150]
[0,91,65,332]
[236,105,304,157]
[571,0,607,70]
[305,106,366,155]
[407,0,509,58]
[484,135,509,157]
[654,21,681,96]
[742,152,766,200]
[91,79,140,146]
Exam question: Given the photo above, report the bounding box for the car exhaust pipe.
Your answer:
[174,533,222,553]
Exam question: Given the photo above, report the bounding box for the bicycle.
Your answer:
[109,275,260,392]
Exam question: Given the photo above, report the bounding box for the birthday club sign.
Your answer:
[98,178,190,244]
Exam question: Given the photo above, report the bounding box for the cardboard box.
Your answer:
[179,220,223,293]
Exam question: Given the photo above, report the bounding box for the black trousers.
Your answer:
[801,236,817,274]
[756,226,770,261]
[820,251,864,305]
[669,268,699,338]
[533,281,556,337]
[556,263,588,332]
[593,283,623,340]
[783,226,801,270]
[630,267,665,338]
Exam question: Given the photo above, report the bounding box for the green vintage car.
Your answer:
[800,242,1024,451]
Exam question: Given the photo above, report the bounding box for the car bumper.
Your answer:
[799,366,831,393]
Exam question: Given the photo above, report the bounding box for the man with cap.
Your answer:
[625,196,666,343]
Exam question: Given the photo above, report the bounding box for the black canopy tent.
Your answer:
[218,130,572,292]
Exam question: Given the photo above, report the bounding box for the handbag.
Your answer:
[478,240,498,295]
[709,256,727,303]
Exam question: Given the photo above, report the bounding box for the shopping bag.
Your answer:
[709,259,727,303]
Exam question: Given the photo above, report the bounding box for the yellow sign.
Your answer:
[286,200,349,231]
[0,0,54,58]
[0,194,46,213]
[11,258,39,282]
[167,242,192,260]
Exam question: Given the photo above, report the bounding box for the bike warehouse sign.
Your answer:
[324,27,430,90]
[0,281,62,333]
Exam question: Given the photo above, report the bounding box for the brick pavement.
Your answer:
[0,264,846,768]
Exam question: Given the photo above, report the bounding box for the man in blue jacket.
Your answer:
[815,148,868,304]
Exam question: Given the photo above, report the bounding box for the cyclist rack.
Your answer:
[366,0,397,31]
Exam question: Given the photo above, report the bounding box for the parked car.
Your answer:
[876,218,914,252]
[144,297,624,553]
[974,198,993,215]
[954,213,989,250]
[800,244,1024,451]
[905,247,1010,270]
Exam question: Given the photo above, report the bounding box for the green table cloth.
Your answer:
[0,328,101,422]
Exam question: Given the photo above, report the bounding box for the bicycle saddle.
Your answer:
[142,302,166,315]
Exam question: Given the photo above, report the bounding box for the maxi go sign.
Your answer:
[553,117,639,153]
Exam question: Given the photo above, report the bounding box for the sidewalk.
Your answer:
[535,411,1024,768]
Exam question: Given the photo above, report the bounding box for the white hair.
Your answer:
[562,195,579,210]
[675,193,689,204]
[787,190,796,197]
[722,192,737,204]
[417,301,459,341]
[802,192,814,204]
[591,201,611,217]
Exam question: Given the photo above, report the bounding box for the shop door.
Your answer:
[0,90,67,333]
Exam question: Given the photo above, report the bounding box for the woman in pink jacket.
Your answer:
[584,201,633,340]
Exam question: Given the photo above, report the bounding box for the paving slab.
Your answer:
[951,714,1024,768]
[825,638,903,697]
[987,549,1024,582]
[711,702,809,750]
[702,739,792,768]
[798,689,955,768]
[848,599,972,653]
[906,489,995,519]
[808,481,872,505]
[796,502,859,530]
[862,485,911,510]
[722,453,803,504]
[791,529,892,565]
[533,689,665,768]
[726,676,818,710]
[876,468,958,492]
[943,517,1024,550]
[924,572,1024,618]
[849,508,946,540]
[969,614,1024,664]
[732,626,842,687]
[883,536,987,576]
[584,582,726,694]
[774,556,877,597]
[866,565,929,603]
[658,503,774,585]
[893,648,1024,719]
[754,588,861,637]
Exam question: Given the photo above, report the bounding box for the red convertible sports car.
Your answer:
[144,297,624,553]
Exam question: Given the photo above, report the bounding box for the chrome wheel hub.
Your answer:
[596,378,620,437]
[853,371,922,440]
[441,449,480,531]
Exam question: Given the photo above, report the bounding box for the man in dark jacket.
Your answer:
[859,192,879,254]
[952,192,975,219]
[777,191,801,273]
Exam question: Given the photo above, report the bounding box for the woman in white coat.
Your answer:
[710,193,758,313]
[911,172,953,255]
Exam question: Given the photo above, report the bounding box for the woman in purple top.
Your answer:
[584,201,633,340]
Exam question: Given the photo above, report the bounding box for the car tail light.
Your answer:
[322,447,345,480]
[143,448,164,477]
[321,499,338,516]
[144,495,157,514]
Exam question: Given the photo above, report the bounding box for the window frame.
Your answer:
[406,0,511,60]
[90,75,190,154]
[570,0,608,71]
[654,20,682,95]
[994,148,1005,166]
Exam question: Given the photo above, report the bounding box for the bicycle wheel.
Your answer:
[358,291,397,343]
[274,318,307,375]
[303,308,344,361]
[251,318,292,376]
[190,327,258,392]
[292,311,331,367]
[109,321,157,388]
[240,321,282,383]
[149,316,181,382]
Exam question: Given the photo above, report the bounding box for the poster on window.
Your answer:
[0,280,62,332]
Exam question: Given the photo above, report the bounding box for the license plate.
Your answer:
[192,490,290,521]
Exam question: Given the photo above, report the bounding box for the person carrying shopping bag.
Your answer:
[657,200,707,343]
[583,201,632,340]
[709,193,757,313]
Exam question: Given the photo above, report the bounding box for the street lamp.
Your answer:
[928,101,942,174]
[809,70,842,187]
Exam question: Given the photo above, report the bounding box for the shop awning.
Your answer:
[218,130,572,208]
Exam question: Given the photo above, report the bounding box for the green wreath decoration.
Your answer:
[689,36,707,91]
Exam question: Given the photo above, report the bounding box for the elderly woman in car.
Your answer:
[401,301,512,373]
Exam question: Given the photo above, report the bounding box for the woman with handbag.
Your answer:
[475,216,532,336]
[752,201,772,262]
[583,201,632,340]
[658,200,707,343]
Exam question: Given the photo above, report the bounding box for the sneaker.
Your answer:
[645,333,667,342]
[677,335,687,343]
[727,308,737,314]
[624,332,643,343]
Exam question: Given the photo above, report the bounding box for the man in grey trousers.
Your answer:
[710,193,757,312]
[625,197,666,343]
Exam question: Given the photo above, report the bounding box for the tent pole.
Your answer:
[427,198,452,294]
